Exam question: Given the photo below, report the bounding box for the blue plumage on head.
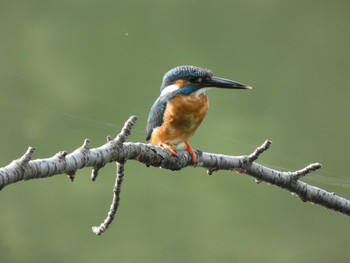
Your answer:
[160,65,213,91]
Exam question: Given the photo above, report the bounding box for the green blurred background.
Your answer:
[1,0,349,262]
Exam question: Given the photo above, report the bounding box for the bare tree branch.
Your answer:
[0,116,349,235]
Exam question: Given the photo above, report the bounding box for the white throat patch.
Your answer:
[193,87,212,98]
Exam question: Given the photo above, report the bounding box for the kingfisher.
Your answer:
[145,65,252,163]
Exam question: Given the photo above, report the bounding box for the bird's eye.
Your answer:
[197,78,203,83]
[188,77,197,83]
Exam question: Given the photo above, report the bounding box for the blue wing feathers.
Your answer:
[145,96,168,141]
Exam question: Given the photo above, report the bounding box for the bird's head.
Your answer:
[160,65,252,97]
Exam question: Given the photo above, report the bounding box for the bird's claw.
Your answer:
[184,141,196,164]
[159,143,178,156]
[159,142,196,164]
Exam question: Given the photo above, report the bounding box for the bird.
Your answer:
[145,65,252,163]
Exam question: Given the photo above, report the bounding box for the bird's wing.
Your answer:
[145,95,169,141]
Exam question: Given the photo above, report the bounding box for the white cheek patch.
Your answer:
[193,87,212,98]
[160,84,179,96]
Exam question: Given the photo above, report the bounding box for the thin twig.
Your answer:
[247,140,272,163]
[92,161,126,235]
[289,163,322,181]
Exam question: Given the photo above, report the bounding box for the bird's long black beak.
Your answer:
[202,76,252,90]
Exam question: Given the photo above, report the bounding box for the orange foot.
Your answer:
[159,141,196,164]
[184,140,196,164]
[159,142,177,156]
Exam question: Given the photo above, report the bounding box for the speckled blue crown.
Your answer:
[160,65,213,91]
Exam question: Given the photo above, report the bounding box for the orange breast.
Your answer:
[151,93,209,146]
